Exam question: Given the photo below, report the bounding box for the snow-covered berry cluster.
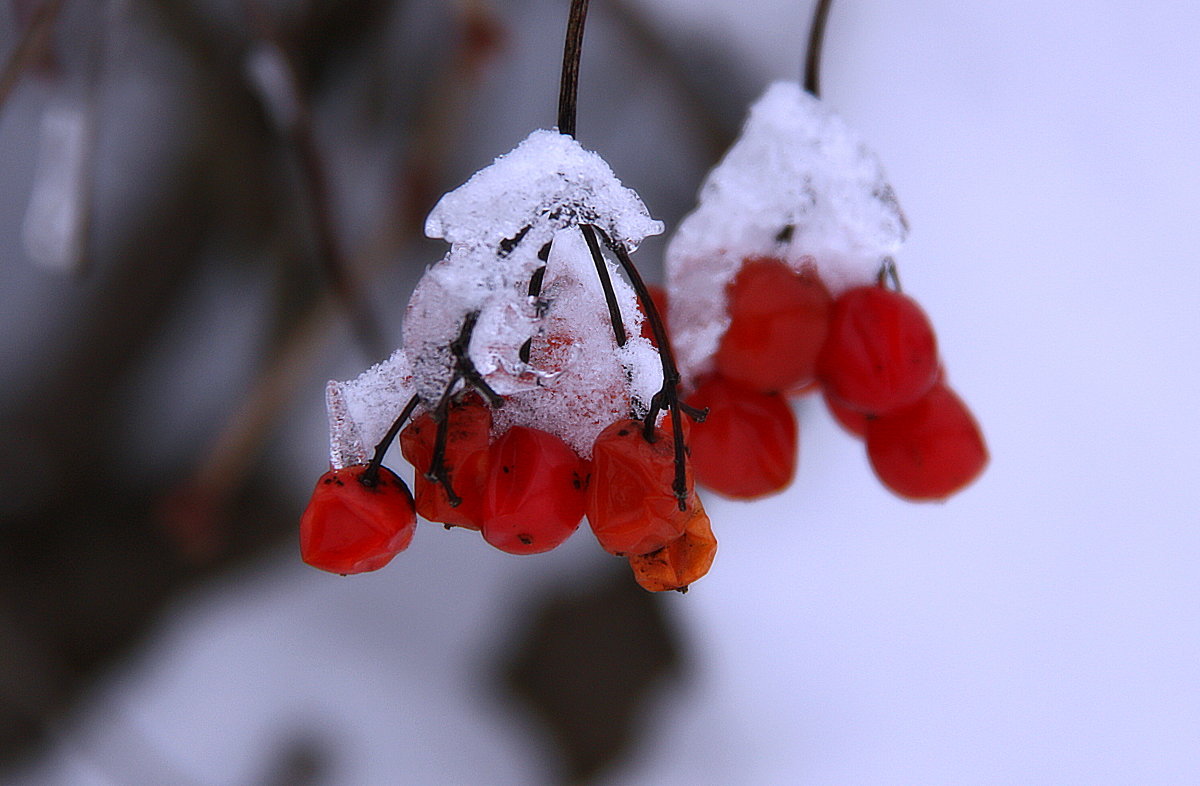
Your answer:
[301,131,712,591]
[299,82,988,592]
[667,82,987,502]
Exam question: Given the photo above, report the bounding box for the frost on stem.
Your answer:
[666,82,909,385]
[403,129,665,457]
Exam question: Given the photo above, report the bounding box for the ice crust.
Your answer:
[666,82,908,384]
[328,129,663,464]
[425,129,662,252]
[326,349,417,469]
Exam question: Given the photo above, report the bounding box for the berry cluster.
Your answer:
[675,254,987,502]
[666,82,987,505]
[302,388,714,591]
[300,77,989,591]
[301,130,713,591]
[819,275,987,500]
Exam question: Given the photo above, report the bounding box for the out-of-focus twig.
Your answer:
[0,0,66,116]
[607,0,738,161]
[244,2,388,361]
[168,0,506,562]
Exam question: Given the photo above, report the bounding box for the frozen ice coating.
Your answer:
[425,129,663,252]
[331,130,665,464]
[492,228,662,457]
[406,129,664,406]
[666,81,908,383]
[326,349,418,469]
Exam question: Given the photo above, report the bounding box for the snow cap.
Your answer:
[667,81,908,382]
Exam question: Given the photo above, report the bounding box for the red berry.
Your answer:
[687,375,797,499]
[823,387,869,438]
[715,257,833,393]
[627,496,717,592]
[587,419,695,556]
[865,382,988,500]
[400,394,492,529]
[818,285,939,415]
[481,426,588,555]
[299,465,416,574]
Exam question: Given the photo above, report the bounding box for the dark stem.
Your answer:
[451,310,505,407]
[361,394,420,486]
[557,0,590,137]
[804,0,833,97]
[426,373,464,507]
[598,230,705,511]
[581,224,627,347]
[425,310,506,506]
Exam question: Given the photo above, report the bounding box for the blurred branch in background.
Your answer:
[0,0,67,114]
[0,0,758,780]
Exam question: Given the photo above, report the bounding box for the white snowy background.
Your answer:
[3,0,1198,783]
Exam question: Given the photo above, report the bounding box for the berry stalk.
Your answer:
[362,394,420,487]
[804,0,833,97]
[598,228,706,510]
[557,0,590,137]
[582,223,628,347]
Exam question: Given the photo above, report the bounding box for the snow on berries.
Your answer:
[300,129,714,590]
[666,81,986,502]
[404,130,664,455]
[666,81,908,387]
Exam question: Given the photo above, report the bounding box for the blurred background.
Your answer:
[1,0,1198,783]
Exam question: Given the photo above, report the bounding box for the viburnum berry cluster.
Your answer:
[299,2,987,592]
[666,82,987,503]
[301,128,712,591]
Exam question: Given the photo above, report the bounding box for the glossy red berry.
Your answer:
[299,465,416,574]
[818,285,939,415]
[715,257,833,393]
[687,374,797,499]
[399,394,492,529]
[481,426,588,555]
[587,419,695,556]
[627,495,717,592]
[866,382,988,500]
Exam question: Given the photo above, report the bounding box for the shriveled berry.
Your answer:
[481,426,588,555]
[587,419,695,556]
[866,382,988,500]
[400,394,492,529]
[818,285,939,415]
[628,496,717,592]
[687,375,797,499]
[715,257,833,393]
[300,465,416,574]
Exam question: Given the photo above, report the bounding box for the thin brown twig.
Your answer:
[172,2,503,554]
[243,1,388,360]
